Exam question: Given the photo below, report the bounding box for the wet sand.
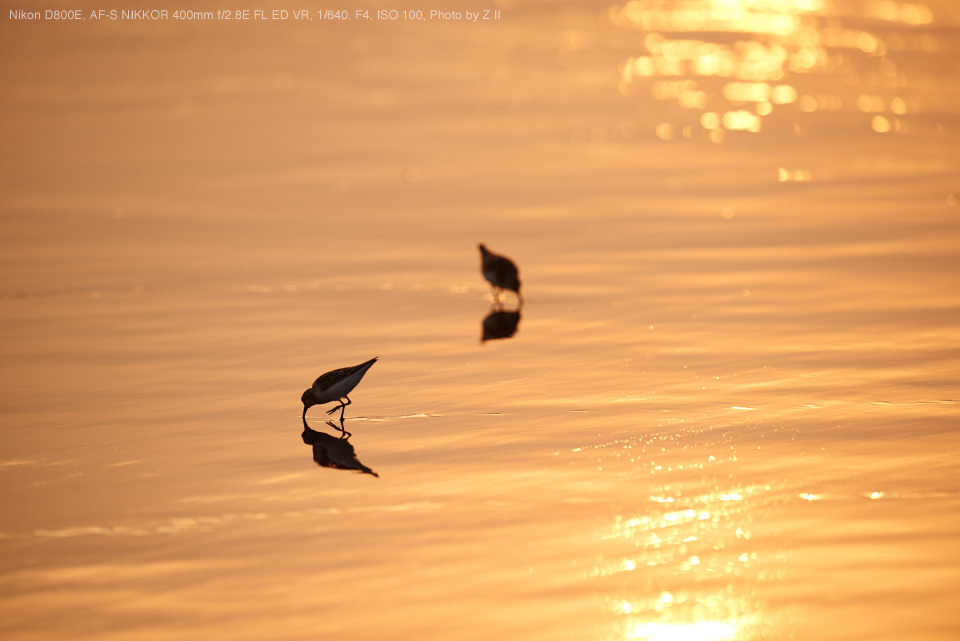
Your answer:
[2,1,960,639]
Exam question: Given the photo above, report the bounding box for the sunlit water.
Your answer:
[2,1,959,640]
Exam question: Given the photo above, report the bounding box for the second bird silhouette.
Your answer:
[479,243,523,305]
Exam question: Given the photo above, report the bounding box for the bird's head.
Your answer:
[301,389,315,408]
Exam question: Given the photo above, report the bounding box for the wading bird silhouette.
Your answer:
[301,357,378,421]
[479,243,523,305]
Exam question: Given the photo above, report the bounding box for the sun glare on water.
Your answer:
[610,0,942,142]
[627,620,739,641]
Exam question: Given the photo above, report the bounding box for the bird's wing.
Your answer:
[314,366,351,392]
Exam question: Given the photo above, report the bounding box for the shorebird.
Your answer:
[478,243,523,304]
[301,357,378,421]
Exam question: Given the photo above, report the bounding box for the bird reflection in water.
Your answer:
[478,243,524,342]
[481,306,521,342]
[301,417,378,477]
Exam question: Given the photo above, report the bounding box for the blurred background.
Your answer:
[2,1,959,639]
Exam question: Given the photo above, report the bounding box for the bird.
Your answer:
[478,243,523,304]
[301,357,378,421]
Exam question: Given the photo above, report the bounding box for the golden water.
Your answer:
[2,1,959,639]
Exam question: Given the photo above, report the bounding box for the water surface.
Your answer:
[2,1,959,639]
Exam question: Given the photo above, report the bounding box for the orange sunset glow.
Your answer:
[1,1,959,640]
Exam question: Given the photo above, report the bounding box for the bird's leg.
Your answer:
[339,396,352,420]
[326,418,351,439]
[327,396,351,418]
[490,287,504,310]
[326,398,346,415]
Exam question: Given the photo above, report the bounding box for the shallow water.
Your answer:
[2,1,960,639]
